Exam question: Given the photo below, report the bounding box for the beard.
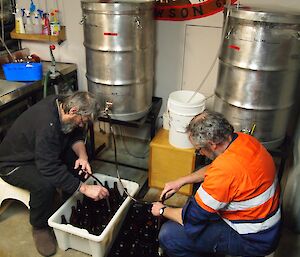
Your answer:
[61,120,77,134]
[205,148,218,161]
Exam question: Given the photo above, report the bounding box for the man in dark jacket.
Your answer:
[0,91,109,256]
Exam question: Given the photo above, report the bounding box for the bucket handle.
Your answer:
[167,101,206,116]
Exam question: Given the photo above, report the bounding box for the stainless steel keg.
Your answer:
[81,0,155,121]
[214,5,300,149]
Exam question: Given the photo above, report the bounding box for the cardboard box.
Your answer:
[48,174,139,257]
[149,129,195,195]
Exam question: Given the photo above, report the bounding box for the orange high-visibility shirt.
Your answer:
[195,132,280,234]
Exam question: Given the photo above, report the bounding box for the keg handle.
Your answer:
[79,15,86,25]
[293,31,300,40]
[134,16,142,29]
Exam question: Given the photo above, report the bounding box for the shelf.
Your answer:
[10,26,66,44]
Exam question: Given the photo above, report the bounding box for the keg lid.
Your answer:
[227,5,300,24]
[81,0,154,13]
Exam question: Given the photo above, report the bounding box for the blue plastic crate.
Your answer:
[2,62,43,81]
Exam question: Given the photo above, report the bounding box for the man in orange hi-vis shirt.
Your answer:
[151,110,281,257]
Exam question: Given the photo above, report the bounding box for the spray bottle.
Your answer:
[13,5,25,34]
[21,8,26,26]
[25,9,34,34]
[37,9,43,20]
[32,12,42,34]
[50,10,60,36]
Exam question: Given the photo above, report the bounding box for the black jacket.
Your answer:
[0,95,83,194]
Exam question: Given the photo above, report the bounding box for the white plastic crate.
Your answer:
[48,174,139,257]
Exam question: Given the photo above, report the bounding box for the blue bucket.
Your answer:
[2,62,43,81]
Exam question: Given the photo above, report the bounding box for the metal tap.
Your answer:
[104,101,113,115]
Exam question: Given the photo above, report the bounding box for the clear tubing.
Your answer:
[187,1,233,103]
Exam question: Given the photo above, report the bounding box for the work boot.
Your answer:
[32,227,57,256]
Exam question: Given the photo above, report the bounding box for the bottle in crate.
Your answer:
[69,206,79,227]
[61,214,68,225]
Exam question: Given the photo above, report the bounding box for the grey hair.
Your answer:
[186,110,234,147]
[60,91,100,120]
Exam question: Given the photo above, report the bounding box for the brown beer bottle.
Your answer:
[61,214,68,225]
[69,205,79,227]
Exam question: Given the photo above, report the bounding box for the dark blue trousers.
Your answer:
[159,219,265,257]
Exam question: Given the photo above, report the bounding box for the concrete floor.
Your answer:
[0,131,300,257]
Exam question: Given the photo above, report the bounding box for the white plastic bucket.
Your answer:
[168,90,206,148]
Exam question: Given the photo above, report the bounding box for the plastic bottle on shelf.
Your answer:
[24,9,34,34]
[32,12,42,34]
[55,9,61,24]
[42,13,50,35]
[37,9,43,21]
[13,5,25,34]
[50,10,60,36]
[21,8,26,24]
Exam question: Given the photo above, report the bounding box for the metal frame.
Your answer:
[89,96,162,170]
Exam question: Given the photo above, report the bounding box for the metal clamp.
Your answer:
[225,27,234,39]
[79,15,87,25]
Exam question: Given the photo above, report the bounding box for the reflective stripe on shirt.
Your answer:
[222,208,281,234]
[196,177,277,211]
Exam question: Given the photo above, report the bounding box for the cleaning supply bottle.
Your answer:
[50,11,60,36]
[37,9,43,20]
[29,0,36,13]
[21,8,26,26]
[13,5,25,34]
[42,13,50,35]
[24,9,34,34]
[32,12,42,34]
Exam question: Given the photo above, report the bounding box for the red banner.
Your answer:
[154,0,237,21]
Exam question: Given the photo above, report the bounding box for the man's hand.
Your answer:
[152,202,183,225]
[79,183,109,201]
[74,158,91,179]
[151,202,165,217]
[160,178,184,201]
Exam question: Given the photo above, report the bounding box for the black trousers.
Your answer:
[2,165,57,228]
[1,150,87,228]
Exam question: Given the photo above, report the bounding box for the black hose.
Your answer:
[104,111,154,206]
